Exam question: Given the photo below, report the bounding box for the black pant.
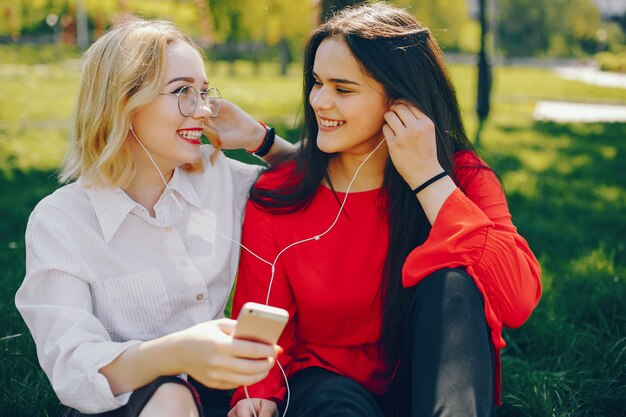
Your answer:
[60,376,231,417]
[285,269,495,417]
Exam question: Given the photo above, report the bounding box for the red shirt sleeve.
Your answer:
[230,199,296,408]
[402,152,541,336]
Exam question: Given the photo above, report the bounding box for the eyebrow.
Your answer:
[313,72,361,86]
[166,76,209,85]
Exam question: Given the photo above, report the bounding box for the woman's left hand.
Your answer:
[382,102,444,189]
[203,100,266,151]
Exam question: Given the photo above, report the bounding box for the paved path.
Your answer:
[533,66,626,123]
[534,101,626,123]
[553,66,626,89]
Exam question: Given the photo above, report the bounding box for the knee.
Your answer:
[414,268,483,313]
[139,382,199,417]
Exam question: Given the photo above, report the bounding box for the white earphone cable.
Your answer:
[219,137,386,417]
[129,126,185,212]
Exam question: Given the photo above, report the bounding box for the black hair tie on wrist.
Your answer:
[412,172,448,195]
[254,126,275,158]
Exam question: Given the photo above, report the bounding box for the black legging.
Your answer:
[284,268,495,417]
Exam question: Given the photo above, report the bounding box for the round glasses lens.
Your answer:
[207,88,222,118]
[178,86,197,117]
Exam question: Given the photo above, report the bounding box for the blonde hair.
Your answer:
[60,17,205,187]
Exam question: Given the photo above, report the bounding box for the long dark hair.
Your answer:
[251,3,479,362]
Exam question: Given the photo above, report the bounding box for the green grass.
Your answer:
[1,50,625,416]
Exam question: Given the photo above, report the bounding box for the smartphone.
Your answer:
[233,302,289,345]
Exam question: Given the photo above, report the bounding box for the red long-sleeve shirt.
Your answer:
[231,150,541,407]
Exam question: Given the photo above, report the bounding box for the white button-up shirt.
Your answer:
[15,146,262,413]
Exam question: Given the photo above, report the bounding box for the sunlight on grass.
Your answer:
[0,63,80,122]
[570,245,617,277]
[595,185,623,203]
[0,129,68,176]
[501,170,539,198]
[599,145,618,160]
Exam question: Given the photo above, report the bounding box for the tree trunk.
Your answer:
[475,0,492,147]
[279,37,291,76]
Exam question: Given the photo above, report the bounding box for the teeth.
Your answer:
[179,130,201,139]
[319,119,345,127]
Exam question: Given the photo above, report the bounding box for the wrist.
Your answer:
[246,122,267,153]
[248,121,276,157]
[406,165,445,190]
[152,332,186,376]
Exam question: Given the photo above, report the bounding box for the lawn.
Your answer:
[1,46,625,417]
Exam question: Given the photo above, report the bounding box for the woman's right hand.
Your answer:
[203,100,266,152]
[173,318,279,390]
[228,398,279,417]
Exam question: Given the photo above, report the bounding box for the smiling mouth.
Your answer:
[319,118,345,127]
[177,129,202,143]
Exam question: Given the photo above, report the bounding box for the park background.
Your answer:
[1,0,625,416]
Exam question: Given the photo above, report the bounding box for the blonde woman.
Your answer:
[15,18,291,417]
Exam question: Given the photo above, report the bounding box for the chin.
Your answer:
[316,135,340,154]
[178,151,204,168]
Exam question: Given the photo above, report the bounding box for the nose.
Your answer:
[309,85,332,111]
[192,98,212,120]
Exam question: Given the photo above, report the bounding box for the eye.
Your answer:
[336,87,352,94]
[312,79,322,86]
[172,85,193,95]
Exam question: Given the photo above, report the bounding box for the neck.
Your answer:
[125,138,174,216]
[124,167,173,217]
[326,141,389,192]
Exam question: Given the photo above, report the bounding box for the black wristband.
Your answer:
[254,127,275,158]
[412,172,448,195]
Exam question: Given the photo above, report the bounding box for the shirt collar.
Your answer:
[168,166,202,210]
[83,180,139,243]
[83,168,202,243]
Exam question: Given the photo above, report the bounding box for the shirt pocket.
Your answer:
[101,269,172,341]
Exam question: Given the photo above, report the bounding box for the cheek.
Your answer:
[308,86,319,107]
[354,101,386,132]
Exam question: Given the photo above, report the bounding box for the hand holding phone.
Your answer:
[233,302,289,345]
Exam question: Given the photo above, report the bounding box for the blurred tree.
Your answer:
[125,0,202,37]
[320,0,366,22]
[194,0,213,47]
[209,0,311,74]
[243,0,311,73]
[0,0,203,42]
[392,0,472,52]
[547,0,601,56]
[0,0,69,40]
[497,0,601,57]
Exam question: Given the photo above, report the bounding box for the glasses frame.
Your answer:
[159,86,222,118]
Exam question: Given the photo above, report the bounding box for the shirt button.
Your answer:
[164,226,173,232]
[196,293,204,301]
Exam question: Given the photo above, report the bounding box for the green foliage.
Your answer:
[598,22,626,54]
[123,0,202,37]
[595,51,626,73]
[0,0,68,37]
[2,0,617,59]
[392,0,473,52]
[497,0,602,57]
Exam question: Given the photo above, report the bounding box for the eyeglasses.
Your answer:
[159,86,222,118]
